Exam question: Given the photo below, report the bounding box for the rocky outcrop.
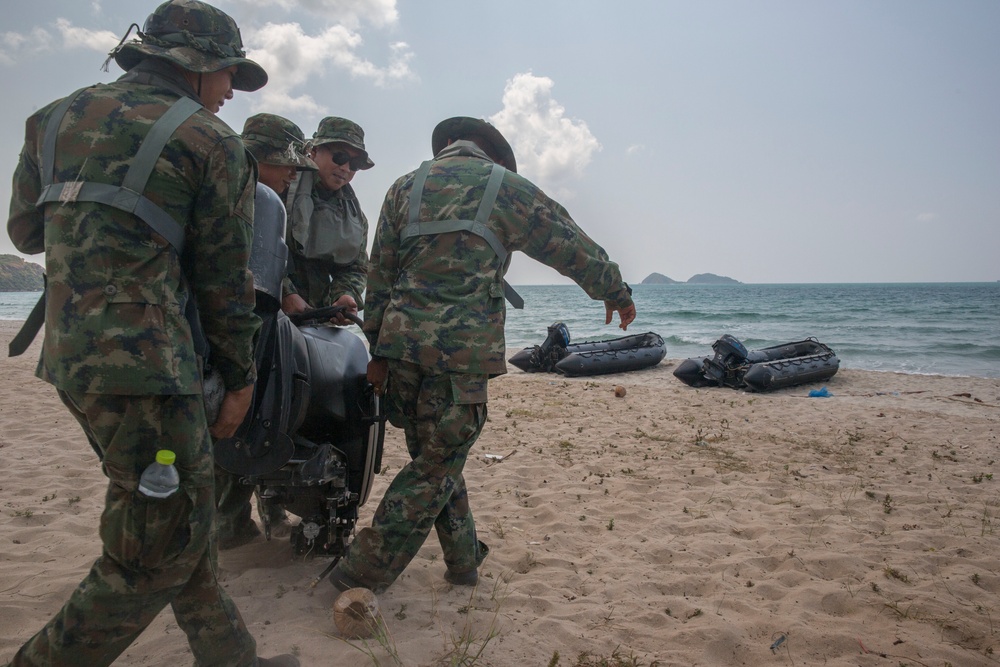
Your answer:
[0,255,43,291]
[686,273,741,285]
[640,272,679,284]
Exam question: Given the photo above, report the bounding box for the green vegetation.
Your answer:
[0,254,43,291]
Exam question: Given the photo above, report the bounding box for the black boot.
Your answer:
[444,540,489,586]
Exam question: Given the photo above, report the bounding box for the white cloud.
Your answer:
[245,21,414,115]
[55,18,119,52]
[0,27,53,66]
[1,19,120,66]
[626,143,645,155]
[490,72,600,198]
[916,212,937,223]
[235,0,398,29]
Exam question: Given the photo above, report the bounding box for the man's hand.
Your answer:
[605,301,637,331]
[209,384,254,439]
[329,294,359,326]
[281,293,311,315]
[367,357,388,395]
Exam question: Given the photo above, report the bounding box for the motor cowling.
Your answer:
[531,322,571,371]
[247,182,289,310]
[211,180,386,557]
[702,334,749,387]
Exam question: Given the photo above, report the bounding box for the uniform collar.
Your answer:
[117,58,202,105]
[433,139,494,164]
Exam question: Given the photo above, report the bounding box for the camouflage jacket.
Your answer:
[283,174,368,309]
[6,63,259,395]
[364,140,633,376]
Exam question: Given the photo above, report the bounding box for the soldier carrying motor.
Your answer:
[212,112,318,551]
[4,1,298,665]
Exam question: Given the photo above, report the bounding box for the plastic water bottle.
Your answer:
[138,450,180,498]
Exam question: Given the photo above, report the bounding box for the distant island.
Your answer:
[0,254,44,291]
[640,272,741,285]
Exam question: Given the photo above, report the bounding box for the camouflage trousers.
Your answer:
[214,468,286,544]
[5,391,256,667]
[336,359,489,592]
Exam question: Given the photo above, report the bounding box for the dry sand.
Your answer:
[2,319,1000,666]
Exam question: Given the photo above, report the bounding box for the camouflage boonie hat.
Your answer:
[432,116,517,173]
[111,0,267,92]
[241,113,317,170]
[310,117,374,170]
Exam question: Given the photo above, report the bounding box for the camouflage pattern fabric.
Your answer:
[6,391,256,667]
[241,113,315,170]
[216,131,302,542]
[309,116,374,169]
[282,252,368,309]
[214,467,286,546]
[283,177,369,309]
[7,62,259,394]
[111,0,267,93]
[5,59,259,666]
[333,359,488,592]
[214,470,258,544]
[363,140,634,377]
[338,138,634,592]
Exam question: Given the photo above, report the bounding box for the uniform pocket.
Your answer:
[100,275,173,349]
[100,481,195,573]
[450,374,488,405]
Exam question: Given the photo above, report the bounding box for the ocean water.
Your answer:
[505,283,1000,379]
[4,283,999,378]
[0,291,42,321]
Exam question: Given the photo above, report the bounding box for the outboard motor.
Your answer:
[508,321,571,372]
[533,322,571,370]
[214,183,385,558]
[701,334,749,388]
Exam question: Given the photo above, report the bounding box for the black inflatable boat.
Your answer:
[509,322,666,377]
[673,334,839,391]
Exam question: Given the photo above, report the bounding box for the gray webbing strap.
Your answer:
[37,182,187,254]
[403,219,508,263]
[403,162,524,308]
[14,88,89,357]
[406,160,432,228]
[8,285,45,357]
[35,95,200,255]
[20,92,210,359]
[502,277,524,309]
[40,88,90,188]
[475,163,506,225]
[122,96,202,193]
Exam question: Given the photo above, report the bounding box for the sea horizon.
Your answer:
[504,282,1000,379]
[4,283,999,379]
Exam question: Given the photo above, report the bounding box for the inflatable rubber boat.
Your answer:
[673,334,839,392]
[509,322,666,377]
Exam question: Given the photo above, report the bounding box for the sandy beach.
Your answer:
[2,318,1000,666]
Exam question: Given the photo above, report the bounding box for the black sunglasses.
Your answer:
[329,150,368,171]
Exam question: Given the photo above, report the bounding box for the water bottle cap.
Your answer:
[155,450,177,466]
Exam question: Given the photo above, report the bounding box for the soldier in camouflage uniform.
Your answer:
[242,113,317,199]
[328,116,636,594]
[4,2,298,666]
[281,117,374,325]
[214,113,316,550]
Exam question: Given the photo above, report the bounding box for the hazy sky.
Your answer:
[2,1,997,284]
